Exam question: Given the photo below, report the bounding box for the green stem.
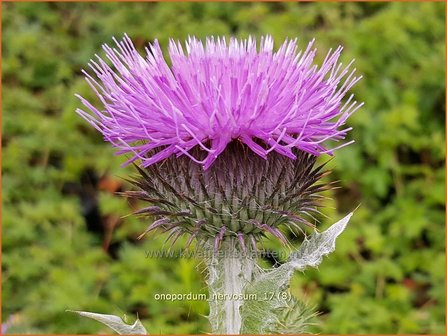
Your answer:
[205,238,257,334]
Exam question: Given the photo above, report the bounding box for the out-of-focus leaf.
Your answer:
[68,311,148,335]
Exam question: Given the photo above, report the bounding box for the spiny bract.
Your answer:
[124,142,329,250]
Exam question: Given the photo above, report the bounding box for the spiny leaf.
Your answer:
[68,310,148,335]
[240,212,353,334]
[288,211,353,269]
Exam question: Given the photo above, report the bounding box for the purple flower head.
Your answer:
[77,34,362,170]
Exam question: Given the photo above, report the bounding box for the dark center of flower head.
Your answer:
[125,140,330,251]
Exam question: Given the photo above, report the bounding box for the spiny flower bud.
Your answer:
[125,142,329,250]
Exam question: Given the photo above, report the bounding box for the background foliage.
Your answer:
[2,2,445,334]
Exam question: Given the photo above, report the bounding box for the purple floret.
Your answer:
[77,34,363,169]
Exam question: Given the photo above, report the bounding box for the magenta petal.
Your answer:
[77,35,362,169]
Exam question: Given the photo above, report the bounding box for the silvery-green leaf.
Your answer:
[68,310,148,335]
[288,211,353,269]
[240,212,353,334]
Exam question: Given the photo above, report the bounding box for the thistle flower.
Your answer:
[77,35,362,249]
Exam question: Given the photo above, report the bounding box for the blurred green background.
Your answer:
[2,2,445,334]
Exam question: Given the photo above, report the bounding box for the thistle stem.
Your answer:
[205,238,257,334]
